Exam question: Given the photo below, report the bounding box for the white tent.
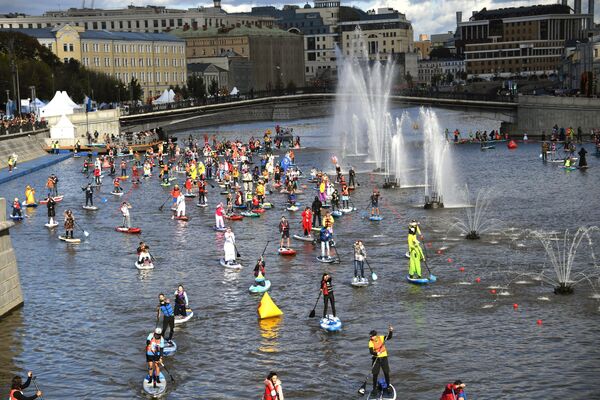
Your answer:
[40,91,82,118]
[50,114,76,140]
[230,87,239,96]
[152,89,176,105]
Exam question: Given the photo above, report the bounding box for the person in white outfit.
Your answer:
[174,193,186,218]
[223,228,236,265]
[120,202,132,228]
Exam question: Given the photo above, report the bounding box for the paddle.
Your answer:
[421,243,436,280]
[260,240,270,258]
[234,243,242,258]
[158,195,172,211]
[74,220,90,237]
[308,291,321,318]
[333,244,342,264]
[357,358,379,395]
[159,361,175,383]
[365,259,378,281]
[32,376,44,400]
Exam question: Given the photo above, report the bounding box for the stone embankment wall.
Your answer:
[0,129,49,170]
[517,95,600,136]
[0,198,24,318]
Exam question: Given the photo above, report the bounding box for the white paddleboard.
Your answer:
[82,205,99,211]
[367,384,397,400]
[220,258,242,270]
[142,372,167,398]
[351,277,369,287]
[293,234,314,242]
[162,340,177,356]
[319,315,342,331]
[136,261,154,270]
[174,310,194,324]
[45,222,59,228]
[59,236,81,243]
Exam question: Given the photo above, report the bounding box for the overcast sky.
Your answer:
[0,0,596,38]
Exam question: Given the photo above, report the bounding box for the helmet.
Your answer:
[154,328,162,335]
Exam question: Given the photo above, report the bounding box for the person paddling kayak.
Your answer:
[157,293,175,344]
[9,371,43,400]
[262,371,284,400]
[369,325,394,397]
[145,327,164,387]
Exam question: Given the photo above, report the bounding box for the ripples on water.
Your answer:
[1,108,599,398]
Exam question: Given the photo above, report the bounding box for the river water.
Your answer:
[1,106,599,399]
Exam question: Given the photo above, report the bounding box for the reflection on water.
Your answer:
[258,316,282,354]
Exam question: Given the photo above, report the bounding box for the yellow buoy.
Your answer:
[257,292,283,319]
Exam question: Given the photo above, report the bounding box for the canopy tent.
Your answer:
[152,89,176,105]
[230,87,239,96]
[20,98,46,114]
[40,91,81,118]
[49,114,76,140]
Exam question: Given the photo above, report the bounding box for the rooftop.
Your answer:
[470,4,571,21]
[0,27,183,42]
[172,25,299,38]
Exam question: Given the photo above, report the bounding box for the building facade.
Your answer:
[0,4,273,33]
[561,36,600,95]
[8,25,186,98]
[418,58,466,85]
[414,34,432,59]
[173,25,305,92]
[456,4,593,78]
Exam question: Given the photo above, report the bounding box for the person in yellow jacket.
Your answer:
[190,164,198,181]
[368,325,394,396]
[256,181,266,204]
[24,185,36,205]
[197,161,206,179]
[408,226,424,279]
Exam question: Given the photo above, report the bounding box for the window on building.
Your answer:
[63,58,69,63]
[63,44,68,52]
[128,21,132,29]
[93,22,98,29]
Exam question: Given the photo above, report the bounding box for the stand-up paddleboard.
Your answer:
[321,203,331,208]
[260,203,273,209]
[369,215,383,221]
[241,211,260,217]
[142,372,167,398]
[111,191,124,196]
[286,205,299,212]
[168,177,177,181]
[331,210,343,218]
[311,227,322,232]
[225,214,244,221]
[351,276,369,287]
[59,236,81,243]
[21,202,38,208]
[340,207,355,214]
[136,261,154,270]
[293,234,314,242]
[118,175,129,180]
[278,247,296,256]
[82,205,99,211]
[173,215,189,221]
[184,193,196,198]
[249,279,271,293]
[367,384,397,400]
[174,309,194,324]
[40,195,64,204]
[160,182,171,187]
[162,340,177,356]
[233,204,247,209]
[317,255,337,263]
[9,215,24,221]
[219,191,229,195]
[252,208,266,213]
[196,203,208,208]
[319,315,342,331]
[115,226,142,234]
[213,226,227,232]
[406,274,437,285]
[220,258,242,270]
[45,222,59,228]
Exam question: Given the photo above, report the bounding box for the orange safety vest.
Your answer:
[9,389,22,400]
[146,336,162,354]
[369,335,388,358]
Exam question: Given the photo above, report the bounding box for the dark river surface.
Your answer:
[1,106,599,399]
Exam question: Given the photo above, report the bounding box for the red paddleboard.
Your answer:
[278,248,297,256]
[115,227,141,234]
[174,216,189,221]
[225,214,244,221]
[40,195,64,204]
[252,208,265,213]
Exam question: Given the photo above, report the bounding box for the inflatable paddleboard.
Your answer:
[233,204,247,209]
[241,211,260,217]
[225,214,244,221]
[196,203,208,208]
[111,191,124,196]
[340,207,355,214]
[293,234,314,242]
[220,258,242,270]
[173,216,189,221]
[21,203,38,208]
[82,205,99,211]
[160,182,171,187]
[119,175,129,180]
[286,205,299,212]
[319,315,342,332]
[40,195,64,204]
[9,215,24,221]
[45,222,59,228]
[369,215,383,221]
[331,210,343,218]
[317,255,337,263]
[260,203,273,209]
[115,227,142,234]
[367,384,396,400]
[162,340,177,356]
[136,261,154,270]
[59,236,81,243]
[142,372,166,398]
[213,226,227,232]
[278,247,296,256]
[174,309,194,324]
[406,275,437,285]
[351,277,369,287]
[184,193,196,198]
[251,208,265,213]
[249,279,271,293]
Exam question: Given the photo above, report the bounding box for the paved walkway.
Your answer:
[0,154,72,185]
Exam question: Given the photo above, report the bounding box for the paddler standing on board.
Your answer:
[408,225,424,279]
[63,209,75,239]
[24,185,36,206]
[46,195,56,226]
[368,325,394,397]
[120,202,132,229]
[145,327,164,387]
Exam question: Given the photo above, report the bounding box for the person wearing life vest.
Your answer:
[131,163,140,184]
[320,226,332,259]
[262,371,283,400]
[440,380,466,400]
[161,163,169,184]
[245,190,253,210]
[9,371,42,400]
[173,284,189,318]
[11,198,22,218]
[46,176,55,198]
[320,273,336,318]
[171,185,181,205]
[46,195,56,225]
[113,177,122,193]
[145,327,164,386]
[369,326,394,396]
[256,180,266,204]
[301,207,313,237]
[184,176,193,195]
[157,293,175,344]
[254,257,267,287]
[408,225,425,279]
[279,216,291,249]
[82,183,94,207]
[197,179,207,206]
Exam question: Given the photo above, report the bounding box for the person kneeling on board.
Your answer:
[254,257,267,286]
[146,328,164,386]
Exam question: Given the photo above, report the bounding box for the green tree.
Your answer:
[128,77,143,102]
[208,79,219,97]
[187,74,206,99]
[446,72,454,83]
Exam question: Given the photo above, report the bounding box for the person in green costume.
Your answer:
[408,226,424,279]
